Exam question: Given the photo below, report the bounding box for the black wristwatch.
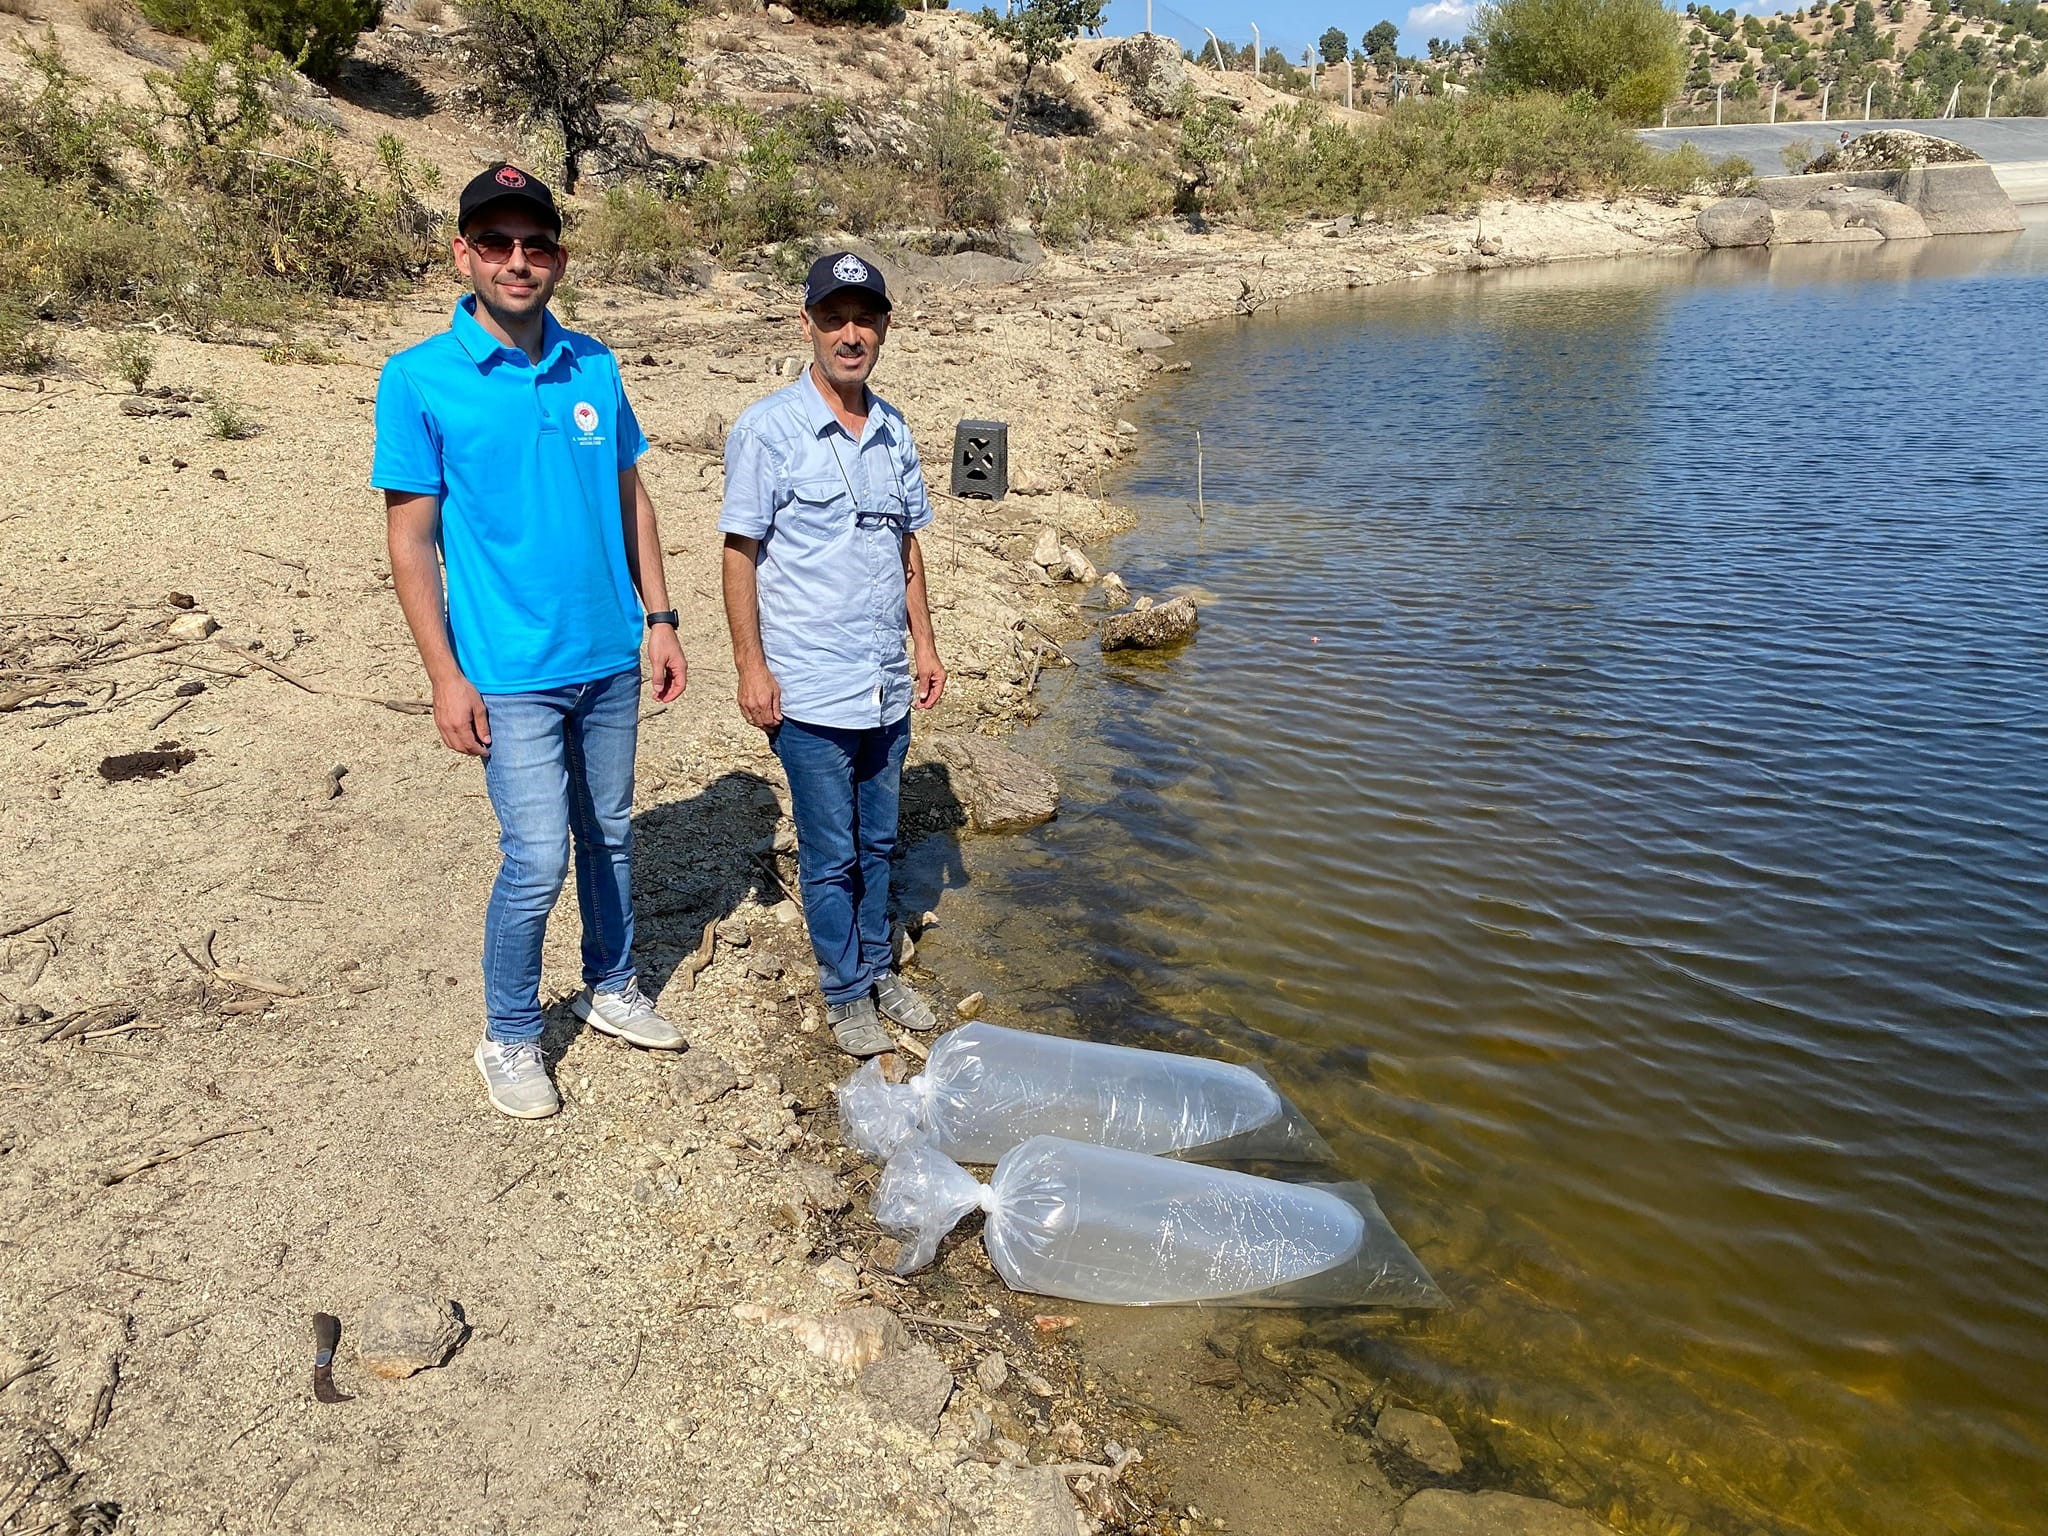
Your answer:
[644,610,678,630]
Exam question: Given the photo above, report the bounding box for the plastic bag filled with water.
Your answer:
[873,1134,1446,1309]
[834,1020,1331,1165]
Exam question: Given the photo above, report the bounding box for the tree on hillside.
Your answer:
[1319,24,1351,62]
[460,0,689,192]
[1362,19,1401,64]
[1475,0,1682,122]
[139,0,382,81]
[981,0,1106,135]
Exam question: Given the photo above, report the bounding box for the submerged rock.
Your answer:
[931,735,1059,831]
[1100,595,1198,653]
[1376,1405,1464,1475]
[1395,1489,1616,1536]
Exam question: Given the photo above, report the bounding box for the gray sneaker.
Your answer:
[826,994,892,1058]
[572,980,686,1051]
[474,1039,560,1120]
[873,972,937,1032]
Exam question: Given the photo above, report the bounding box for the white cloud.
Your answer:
[1406,0,1476,37]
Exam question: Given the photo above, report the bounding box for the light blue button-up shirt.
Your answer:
[718,370,935,730]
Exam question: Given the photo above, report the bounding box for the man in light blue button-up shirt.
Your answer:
[720,252,947,1058]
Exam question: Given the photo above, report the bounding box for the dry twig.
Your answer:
[679,917,718,993]
[221,643,430,716]
[0,907,71,941]
[98,1123,266,1186]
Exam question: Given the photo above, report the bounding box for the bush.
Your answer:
[105,332,157,390]
[203,387,258,438]
[905,86,1009,228]
[1032,147,1171,244]
[0,305,58,375]
[785,0,895,20]
[576,184,700,289]
[1477,0,1684,121]
[83,0,141,44]
[138,0,384,81]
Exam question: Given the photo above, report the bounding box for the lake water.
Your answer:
[911,227,2048,1535]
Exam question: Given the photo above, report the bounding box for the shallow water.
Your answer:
[908,227,2048,1535]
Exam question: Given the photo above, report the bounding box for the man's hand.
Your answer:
[648,627,688,704]
[913,646,947,711]
[737,661,783,729]
[432,673,492,756]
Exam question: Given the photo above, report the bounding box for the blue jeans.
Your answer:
[479,668,639,1045]
[772,713,910,1006]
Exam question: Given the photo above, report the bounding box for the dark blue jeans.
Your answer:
[479,668,639,1044]
[772,713,910,1006]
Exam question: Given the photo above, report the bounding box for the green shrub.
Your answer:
[0,305,58,375]
[784,0,895,23]
[1034,148,1171,244]
[576,184,701,290]
[83,0,141,44]
[105,332,157,390]
[1477,0,1684,121]
[138,0,384,81]
[906,86,1009,228]
[204,388,258,438]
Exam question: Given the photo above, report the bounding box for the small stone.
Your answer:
[857,1343,955,1438]
[769,900,800,925]
[671,1050,738,1106]
[175,680,206,697]
[798,1008,821,1034]
[1020,1371,1056,1397]
[745,954,784,982]
[629,1174,674,1209]
[918,909,939,929]
[813,1256,861,1290]
[966,1406,995,1445]
[789,1306,908,1371]
[1029,526,1062,569]
[1376,1405,1464,1476]
[356,1293,465,1379]
[663,1415,698,1440]
[765,0,794,18]
[167,592,196,609]
[1101,573,1130,609]
[1101,596,1198,654]
[954,991,985,1020]
[1060,546,1099,585]
[714,916,750,947]
[975,1351,1009,1392]
[771,825,797,852]
[209,468,228,482]
[166,612,219,642]
[791,1163,850,1213]
[891,923,916,967]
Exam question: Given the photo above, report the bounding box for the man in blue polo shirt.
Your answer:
[719,253,946,1058]
[371,164,689,1120]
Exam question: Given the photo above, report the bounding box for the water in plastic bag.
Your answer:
[836,1021,1331,1165]
[874,1134,1446,1309]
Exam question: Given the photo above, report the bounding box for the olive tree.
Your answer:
[1476,0,1683,121]
[460,0,689,191]
[981,0,1107,135]
[1318,25,1350,63]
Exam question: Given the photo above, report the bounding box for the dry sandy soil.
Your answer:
[0,8,1703,1530]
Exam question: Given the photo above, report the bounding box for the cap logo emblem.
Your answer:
[832,255,869,283]
[495,166,527,188]
[573,401,598,433]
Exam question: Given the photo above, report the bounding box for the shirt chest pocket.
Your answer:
[782,478,856,542]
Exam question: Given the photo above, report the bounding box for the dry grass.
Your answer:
[0,0,34,19]
[80,0,137,41]
[410,0,444,23]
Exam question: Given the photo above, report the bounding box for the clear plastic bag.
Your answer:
[873,1134,1446,1309]
[835,1021,1332,1165]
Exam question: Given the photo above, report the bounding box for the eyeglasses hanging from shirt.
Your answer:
[825,433,911,534]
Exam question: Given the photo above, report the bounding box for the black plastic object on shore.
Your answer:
[835,1020,1332,1166]
[875,1134,1447,1309]
[949,419,1008,500]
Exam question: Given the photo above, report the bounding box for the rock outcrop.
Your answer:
[1698,134,2018,246]
[1094,35,1190,118]
[931,735,1059,831]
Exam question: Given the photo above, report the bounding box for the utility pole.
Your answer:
[1251,23,1261,81]
[1820,81,1830,121]
[1986,74,1998,117]
[1769,81,1779,123]
[1345,56,1353,109]
[1944,80,1960,117]
[1864,82,1873,120]
[1715,83,1723,125]
[1144,0,1151,34]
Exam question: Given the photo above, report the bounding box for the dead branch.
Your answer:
[149,696,193,730]
[0,907,71,941]
[899,1312,991,1336]
[97,1123,266,1186]
[178,928,302,1000]
[221,643,430,716]
[40,1005,138,1045]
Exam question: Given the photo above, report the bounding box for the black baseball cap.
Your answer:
[457,163,561,235]
[803,251,891,313]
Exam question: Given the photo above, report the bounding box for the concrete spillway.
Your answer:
[1637,119,2048,205]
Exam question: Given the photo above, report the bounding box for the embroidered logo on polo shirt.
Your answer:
[571,400,605,448]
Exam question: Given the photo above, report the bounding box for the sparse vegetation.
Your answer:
[203,386,258,437]
[105,332,157,390]
[978,0,1106,134]
[0,304,58,374]
[82,0,140,45]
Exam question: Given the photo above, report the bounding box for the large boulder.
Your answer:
[1095,35,1190,118]
[931,735,1059,831]
[1770,207,1882,245]
[1807,128,1983,172]
[1696,197,1772,248]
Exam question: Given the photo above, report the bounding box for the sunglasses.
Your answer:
[464,230,563,268]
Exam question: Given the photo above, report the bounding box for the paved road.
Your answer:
[1637,119,2048,203]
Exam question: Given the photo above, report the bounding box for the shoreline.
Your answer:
[0,201,1700,1536]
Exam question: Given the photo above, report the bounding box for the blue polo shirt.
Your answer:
[717,370,934,730]
[370,297,649,694]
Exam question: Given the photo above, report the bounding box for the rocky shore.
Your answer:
[0,195,1696,1536]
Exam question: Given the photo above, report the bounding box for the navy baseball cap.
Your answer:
[458,163,561,235]
[804,251,891,312]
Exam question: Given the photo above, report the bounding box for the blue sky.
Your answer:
[1096,0,1481,62]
